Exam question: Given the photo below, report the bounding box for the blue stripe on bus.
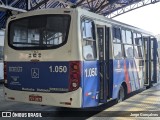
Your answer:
[81,59,142,107]
[7,58,143,107]
[7,62,70,92]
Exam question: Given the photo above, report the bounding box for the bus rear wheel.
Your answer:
[117,85,125,103]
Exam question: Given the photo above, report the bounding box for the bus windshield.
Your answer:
[9,15,71,49]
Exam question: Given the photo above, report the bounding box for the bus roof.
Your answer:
[76,7,154,36]
[8,7,154,37]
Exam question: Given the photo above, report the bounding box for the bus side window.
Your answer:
[126,30,132,44]
[113,44,123,59]
[113,27,121,43]
[124,45,134,58]
[122,29,134,58]
[82,19,94,39]
[112,27,123,59]
[133,33,143,58]
[81,19,97,60]
[122,29,126,43]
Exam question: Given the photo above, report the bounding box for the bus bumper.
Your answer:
[4,87,82,108]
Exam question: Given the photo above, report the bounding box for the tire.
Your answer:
[117,85,125,103]
[146,84,152,89]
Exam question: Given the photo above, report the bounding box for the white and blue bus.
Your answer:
[4,8,159,108]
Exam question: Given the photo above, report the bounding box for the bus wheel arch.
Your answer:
[116,82,127,103]
[122,82,128,98]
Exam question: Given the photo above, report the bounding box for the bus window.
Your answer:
[83,45,94,59]
[151,40,154,60]
[138,46,143,58]
[122,29,126,43]
[135,33,142,45]
[124,45,134,58]
[126,30,132,44]
[113,27,121,43]
[134,46,143,58]
[133,33,143,58]
[82,19,94,39]
[134,46,139,58]
[9,15,71,49]
[133,33,138,45]
[81,19,96,60]
[113,44,123,59]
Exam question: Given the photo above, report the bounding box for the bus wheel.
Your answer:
[117,85,125,103]
[146,85,152,89]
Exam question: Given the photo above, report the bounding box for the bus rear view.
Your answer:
[4,9,83,108]
[5,8,155,109]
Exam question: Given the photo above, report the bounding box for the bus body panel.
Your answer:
[112,59,141,99]
[125,59,140,91]
[112,59,125,99]
[82,61,100,107]
[134,59,144,89]
[6,61,70,92]
[4,87,82,108]
[4,9,84,108]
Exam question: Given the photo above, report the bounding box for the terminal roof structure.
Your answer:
[0,0,159,28]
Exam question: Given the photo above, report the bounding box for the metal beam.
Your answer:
[0,0,27,29]
[27,0,160,18]
[106,0,160,18]
[0,4,26,13]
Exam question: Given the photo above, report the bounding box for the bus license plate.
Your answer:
[29,95,42,102]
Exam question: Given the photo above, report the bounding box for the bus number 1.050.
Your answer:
[49,66,67,73]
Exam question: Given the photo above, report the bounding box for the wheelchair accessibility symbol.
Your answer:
[31,68,39,78]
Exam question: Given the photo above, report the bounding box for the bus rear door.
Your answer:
[143,37,150,87]
[143,36,157,88]
[97,25,110,103]
[150,37,158,84]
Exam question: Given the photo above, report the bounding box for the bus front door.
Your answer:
[97,26,110,103]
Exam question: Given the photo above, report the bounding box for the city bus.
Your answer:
[4,8,159,108]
